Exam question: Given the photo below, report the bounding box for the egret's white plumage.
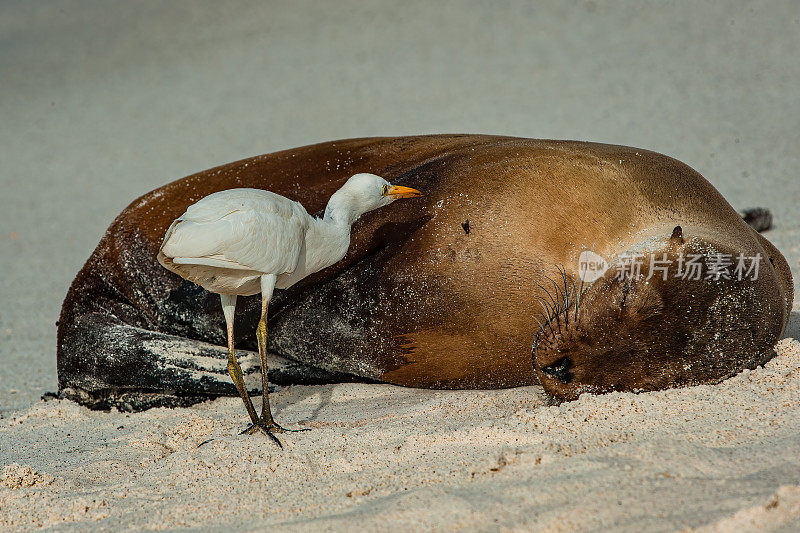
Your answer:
[159,188,310,295]
[157,173,422,442]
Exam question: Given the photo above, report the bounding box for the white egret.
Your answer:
[157,173,422,444]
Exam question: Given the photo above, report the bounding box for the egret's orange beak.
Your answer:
[386,185,423,199]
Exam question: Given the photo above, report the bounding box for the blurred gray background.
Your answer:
[1,0,798,413]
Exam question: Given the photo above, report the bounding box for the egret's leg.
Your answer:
[242,274,308,444]
[221,294,258,425]
[256,276,276,426]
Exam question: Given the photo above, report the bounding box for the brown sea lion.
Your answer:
[57,135,794,409]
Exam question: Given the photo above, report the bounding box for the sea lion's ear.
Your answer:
[669,225,684,245]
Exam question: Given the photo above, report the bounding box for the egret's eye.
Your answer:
[382,184,390,196]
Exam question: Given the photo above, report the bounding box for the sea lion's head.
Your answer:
[532,226,793,401]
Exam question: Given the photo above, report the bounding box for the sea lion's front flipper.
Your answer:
[57,312,358,411]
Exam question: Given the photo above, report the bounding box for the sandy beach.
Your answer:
[2,1,799,531]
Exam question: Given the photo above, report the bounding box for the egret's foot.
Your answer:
[240,420,310,446]
[242,422,283,447]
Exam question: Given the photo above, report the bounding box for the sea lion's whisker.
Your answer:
[559,266,571,328]
[575,274,585,324]
[547,279,565,332]
[537,283,558,311]
[533,316,547,335]
[535,296,556,325]
[536,285,561,332]
[538,300,558,337]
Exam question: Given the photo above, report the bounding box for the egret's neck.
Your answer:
[280,187,378,288]
[323,188,373,228]
[290,214,348,279]
[273,213,351,289]
[307,192,364,273]
[301,185,380,275]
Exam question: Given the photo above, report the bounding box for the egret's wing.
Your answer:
[180,189,281,220]
[161,189,309,275]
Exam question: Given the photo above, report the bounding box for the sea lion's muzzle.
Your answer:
[532,230,791,401]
